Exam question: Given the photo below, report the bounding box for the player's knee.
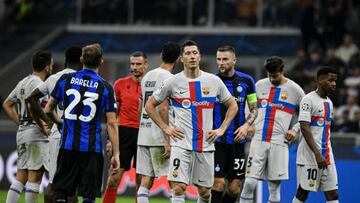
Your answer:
[325,190,339,201]
[295,185,309,201]
[212,178,226,191]
[172,183,186,196]
[268,181,281,202]
[197,187,211,199]
[228,183,240,197]
[242,177,258,194]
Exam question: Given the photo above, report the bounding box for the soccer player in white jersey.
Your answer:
[136,42,180,203]
[240,56,305,203]
[3,51,53,203]
[292,67,339,203]
[27,46,82,203]
[145,40,238,203]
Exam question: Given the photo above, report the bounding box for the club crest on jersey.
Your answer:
[202,87,210,95]
[309,180,315,187]
[182,99,191,108]
[236,85,243,93]
[281,92,288,100]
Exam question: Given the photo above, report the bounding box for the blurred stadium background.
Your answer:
[0,0,359,202]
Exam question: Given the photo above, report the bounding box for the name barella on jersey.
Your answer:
[152,71,232,152]
[213,71,257,144]
[51,69,117,153]
[138,67,173,146]
[6,75,48,144]
[253,78,305,147]
[297,91,335,165]
[37,68,75,137]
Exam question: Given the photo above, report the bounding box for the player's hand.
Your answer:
[162,142,171,159]
[40,125,51,136]
[234,123,250,143]
[315,152,327,169]
[285,129,296,142]
[106,140,113,157]
[206,128,225,143]
[164,126,184,141]
[247,125,255,137]
[110,156,120,175]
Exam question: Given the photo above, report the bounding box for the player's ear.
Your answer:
[80,56,84,64]
[180,56,184,63]
[100,59,104,66]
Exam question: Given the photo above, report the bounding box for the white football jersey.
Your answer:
[152,71,232,152]
[297,91,335,165]
[253,78,305,147]
[6,75,47,144]
[37,68,75,137]
[138,67,173,146]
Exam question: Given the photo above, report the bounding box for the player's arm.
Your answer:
[26,89,51,135]
[145,96,184,140]
[106,111,120,173]
[2,99,19,125]
[158,100,171,158]
[44,97,62,128]
[207,97,238,143]
[234,93,258,142]
[300,121,327,169]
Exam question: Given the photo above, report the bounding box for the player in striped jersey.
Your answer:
[27,46,82,203]
[292,67,339,203]
[3,51,53,203]
[136,42,180,203]
[240,56,305,203]
[211,45,258,203]
[44,44,120,203]
[145,40,238,203]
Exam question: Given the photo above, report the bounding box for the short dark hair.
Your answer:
[161,42,180,64]
[82,43,103,68]
[264,56,284,73]
[65,46,82,66]
[131,51,147,61]
[317,66,338,79]
[217,45,235,54]
[32,51,52,72]
[181,40,198,53]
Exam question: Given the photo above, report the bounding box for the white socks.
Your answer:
[268,181,281,203]
[6,180,24,203]
[137,186,150,203]
[197,196,211,203]
[25,182,40,203]
[240,177,258,203]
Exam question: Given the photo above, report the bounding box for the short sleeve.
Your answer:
[246,76,257,104]
[216,78,232,103]
[6,85,19,103]
[104,83,117,112]
[298,96,312,122]
[113,80,121,102]
[152,78,173,103]
[50,75,66,101]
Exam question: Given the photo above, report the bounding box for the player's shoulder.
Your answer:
[255,78,268,86]
[234,70,255,81]
[302,91,318,102]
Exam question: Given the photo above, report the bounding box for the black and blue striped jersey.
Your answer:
[213,71,256,144]
[51,69,117,153]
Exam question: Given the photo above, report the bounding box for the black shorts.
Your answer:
[214,142,246,180]
[119,126,138,171]
[53,149,103,199]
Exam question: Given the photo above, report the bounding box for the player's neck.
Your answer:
[84,67,99,73]
[316,88,327,98]
[160,62,174,73]
[184,67,200,79]
[32,71,46,81]
[220,68,235,78]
